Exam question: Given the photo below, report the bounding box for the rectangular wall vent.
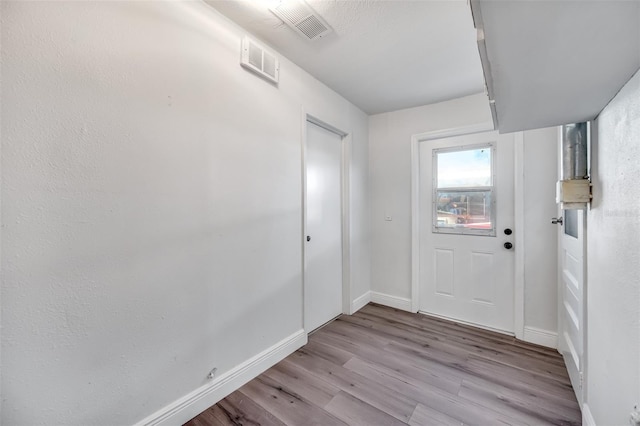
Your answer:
[240,37,279,84]
[269,0,333,41]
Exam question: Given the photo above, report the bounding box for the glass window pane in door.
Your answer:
[564,209,578,239]
[437,148,492,188]
[435,191,493,230]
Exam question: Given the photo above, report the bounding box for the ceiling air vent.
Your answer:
[240,37,279,84]
[269,0,333,41]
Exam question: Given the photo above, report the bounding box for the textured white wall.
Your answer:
[522,127,558,333]
[0,1,369,424]
[587,68,640,424]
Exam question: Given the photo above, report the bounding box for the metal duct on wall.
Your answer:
[556,122,591,210]
[561,122,588,180]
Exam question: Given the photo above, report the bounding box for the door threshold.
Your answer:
[307,314,342,336]
[418,310,515,337]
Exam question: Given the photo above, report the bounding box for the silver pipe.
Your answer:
[561,123,588,180]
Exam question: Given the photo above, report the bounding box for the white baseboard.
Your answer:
[370,291,412,312]
[350,291,371,314]
[135,329,307,426]
[582,403,596,426]
[523,326,558,349]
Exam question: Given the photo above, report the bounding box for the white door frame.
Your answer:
[513,131,525,340]
[302,112,352,334]
[410,121,525,338]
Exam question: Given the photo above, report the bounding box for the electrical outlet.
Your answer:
[207,367,217,380]
[630,405,640,426]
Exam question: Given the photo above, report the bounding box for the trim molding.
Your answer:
[350,291,371,314]
[523,326,558,349]
[370,291,412,312]
[582,403,596,426]
[340,132,352,316]
[410,137,420,312]
[514,131,525,340]
[135,329,307,426]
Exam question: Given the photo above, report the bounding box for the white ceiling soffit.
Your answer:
[472,0,640,133]
[205,0,486,115]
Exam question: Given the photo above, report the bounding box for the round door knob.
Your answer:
[504,228,513,235]
[504,242,513,250]
[306,235,311,242]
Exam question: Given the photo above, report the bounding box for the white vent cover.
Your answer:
[269,0,333,41]
[240,37,280,84]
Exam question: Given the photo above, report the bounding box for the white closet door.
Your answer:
[305,121,343,332]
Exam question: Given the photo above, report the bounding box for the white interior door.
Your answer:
[419,131,515,333]
[304,121,343,333]
[557,208,586,406]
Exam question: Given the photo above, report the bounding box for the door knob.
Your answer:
[551,217,563,225]
[306,235,311,242]
[504,242,513,250]
[504,228,513,235]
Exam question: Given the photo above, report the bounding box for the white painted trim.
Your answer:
[523,326,558,349]
[302,113,352,332]
[341,133,352,316]
[556,126,564,356]
[300,108,309,331]
[410,137,420,313]
[582,403,596,426]
[514,131,525,340]
[409,121,495,314]
[306,115,347,137]
[135,329,307,426]
[370,291,412,312]
[350,291,371,314]
[412,122,495,144]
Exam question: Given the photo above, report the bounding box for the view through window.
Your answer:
[433,143,495,236]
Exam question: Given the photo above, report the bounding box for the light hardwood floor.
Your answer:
[185,303,581,426]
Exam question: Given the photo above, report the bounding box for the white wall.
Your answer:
[586,68,640,425]
[522,128,559,335]
[0,1,369,424]
[369,95,558,338]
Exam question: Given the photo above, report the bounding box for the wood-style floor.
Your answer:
[185,303,581,426]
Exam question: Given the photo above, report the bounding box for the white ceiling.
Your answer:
[473,0,640,133]
[205,0,486,115]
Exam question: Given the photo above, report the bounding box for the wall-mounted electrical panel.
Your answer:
[556,179,592,210]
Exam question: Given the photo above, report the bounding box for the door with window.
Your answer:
[558,208,586,406]
[419,131,515,333]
